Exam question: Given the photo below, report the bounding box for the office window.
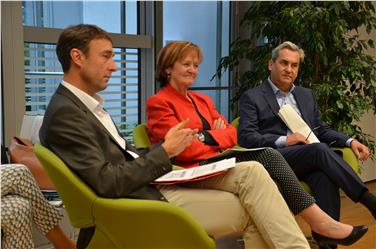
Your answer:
[24,43,61,115]
[22,1,140,140]
[163,1,230,119]
[22,1,137,34]
[24,43,139,138]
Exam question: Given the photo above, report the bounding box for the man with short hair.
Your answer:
[239,41,376,229]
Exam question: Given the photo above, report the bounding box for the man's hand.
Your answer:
[350,140,370,161]
[162,119,198,158]
[286,132,309,146]
[212,118,226,130]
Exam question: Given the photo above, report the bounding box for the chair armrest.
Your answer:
[92,197,215,249]
[332,147,359,173]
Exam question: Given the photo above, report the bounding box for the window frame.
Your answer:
[1,1,235,146]
[1,2,154,145]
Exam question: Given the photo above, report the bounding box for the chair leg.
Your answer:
[307,236,332,249]
[216,236,244,249]
[86,227,117,249]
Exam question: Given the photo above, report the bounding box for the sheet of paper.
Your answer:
[154,157,236,183]
[278,104,320,143]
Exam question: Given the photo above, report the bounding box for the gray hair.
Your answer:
[271,41,305,62]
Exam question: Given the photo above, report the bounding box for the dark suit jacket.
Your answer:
[40,84,172,200]
[238,80,350,149]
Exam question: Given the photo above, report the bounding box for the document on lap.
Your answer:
[278,104,320,144]
[153,157,236,185]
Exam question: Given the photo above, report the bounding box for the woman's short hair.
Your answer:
[271,41,305,63]
[56,24,112,72]
[156,41,203,87]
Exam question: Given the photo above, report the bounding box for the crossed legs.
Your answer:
[279,143,368,219]
[0,164,75,249]
[160,161,309,249]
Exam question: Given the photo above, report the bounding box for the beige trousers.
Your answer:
[159,161,309,249]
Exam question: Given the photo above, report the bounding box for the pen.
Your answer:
[305,126,320,142]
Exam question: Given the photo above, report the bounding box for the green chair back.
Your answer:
[133,123,151,148]
[333,147,359,173]
[231,117,240,130]
[34,143,215,248]
[34,143,96,228]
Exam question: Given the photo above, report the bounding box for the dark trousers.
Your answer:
[278,143,367,221]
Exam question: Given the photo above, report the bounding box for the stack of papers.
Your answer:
[41,190,60,201]
[278,104,320,144]
[153,157,236,185]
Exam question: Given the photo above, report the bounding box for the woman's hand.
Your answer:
[212,118,226,130]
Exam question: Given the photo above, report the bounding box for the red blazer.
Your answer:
[146,84,237,167]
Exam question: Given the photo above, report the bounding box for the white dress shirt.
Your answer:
[61,81,139,158]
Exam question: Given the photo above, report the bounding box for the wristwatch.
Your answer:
[197,131,205,142]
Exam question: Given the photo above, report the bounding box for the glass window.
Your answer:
[163,1,230,119]
[200,89,229,118]
[22,1,137,34]
[24,43,61,114]
[22,1,139,141]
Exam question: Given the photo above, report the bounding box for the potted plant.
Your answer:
[215,1,376,157]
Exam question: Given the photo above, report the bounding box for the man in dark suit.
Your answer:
[239,41,376,224]
[40,26,311,249]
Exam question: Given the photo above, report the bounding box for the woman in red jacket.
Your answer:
[146,41,367,247]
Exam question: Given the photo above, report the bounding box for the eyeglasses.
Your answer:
[305,126,320,142]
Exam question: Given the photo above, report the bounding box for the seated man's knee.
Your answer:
[309,143,330,153]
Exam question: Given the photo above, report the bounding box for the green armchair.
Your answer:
[230,117,360,193]
[133,124,246,248]
[34,144,215,249]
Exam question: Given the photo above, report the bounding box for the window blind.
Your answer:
[24,42,139,141]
